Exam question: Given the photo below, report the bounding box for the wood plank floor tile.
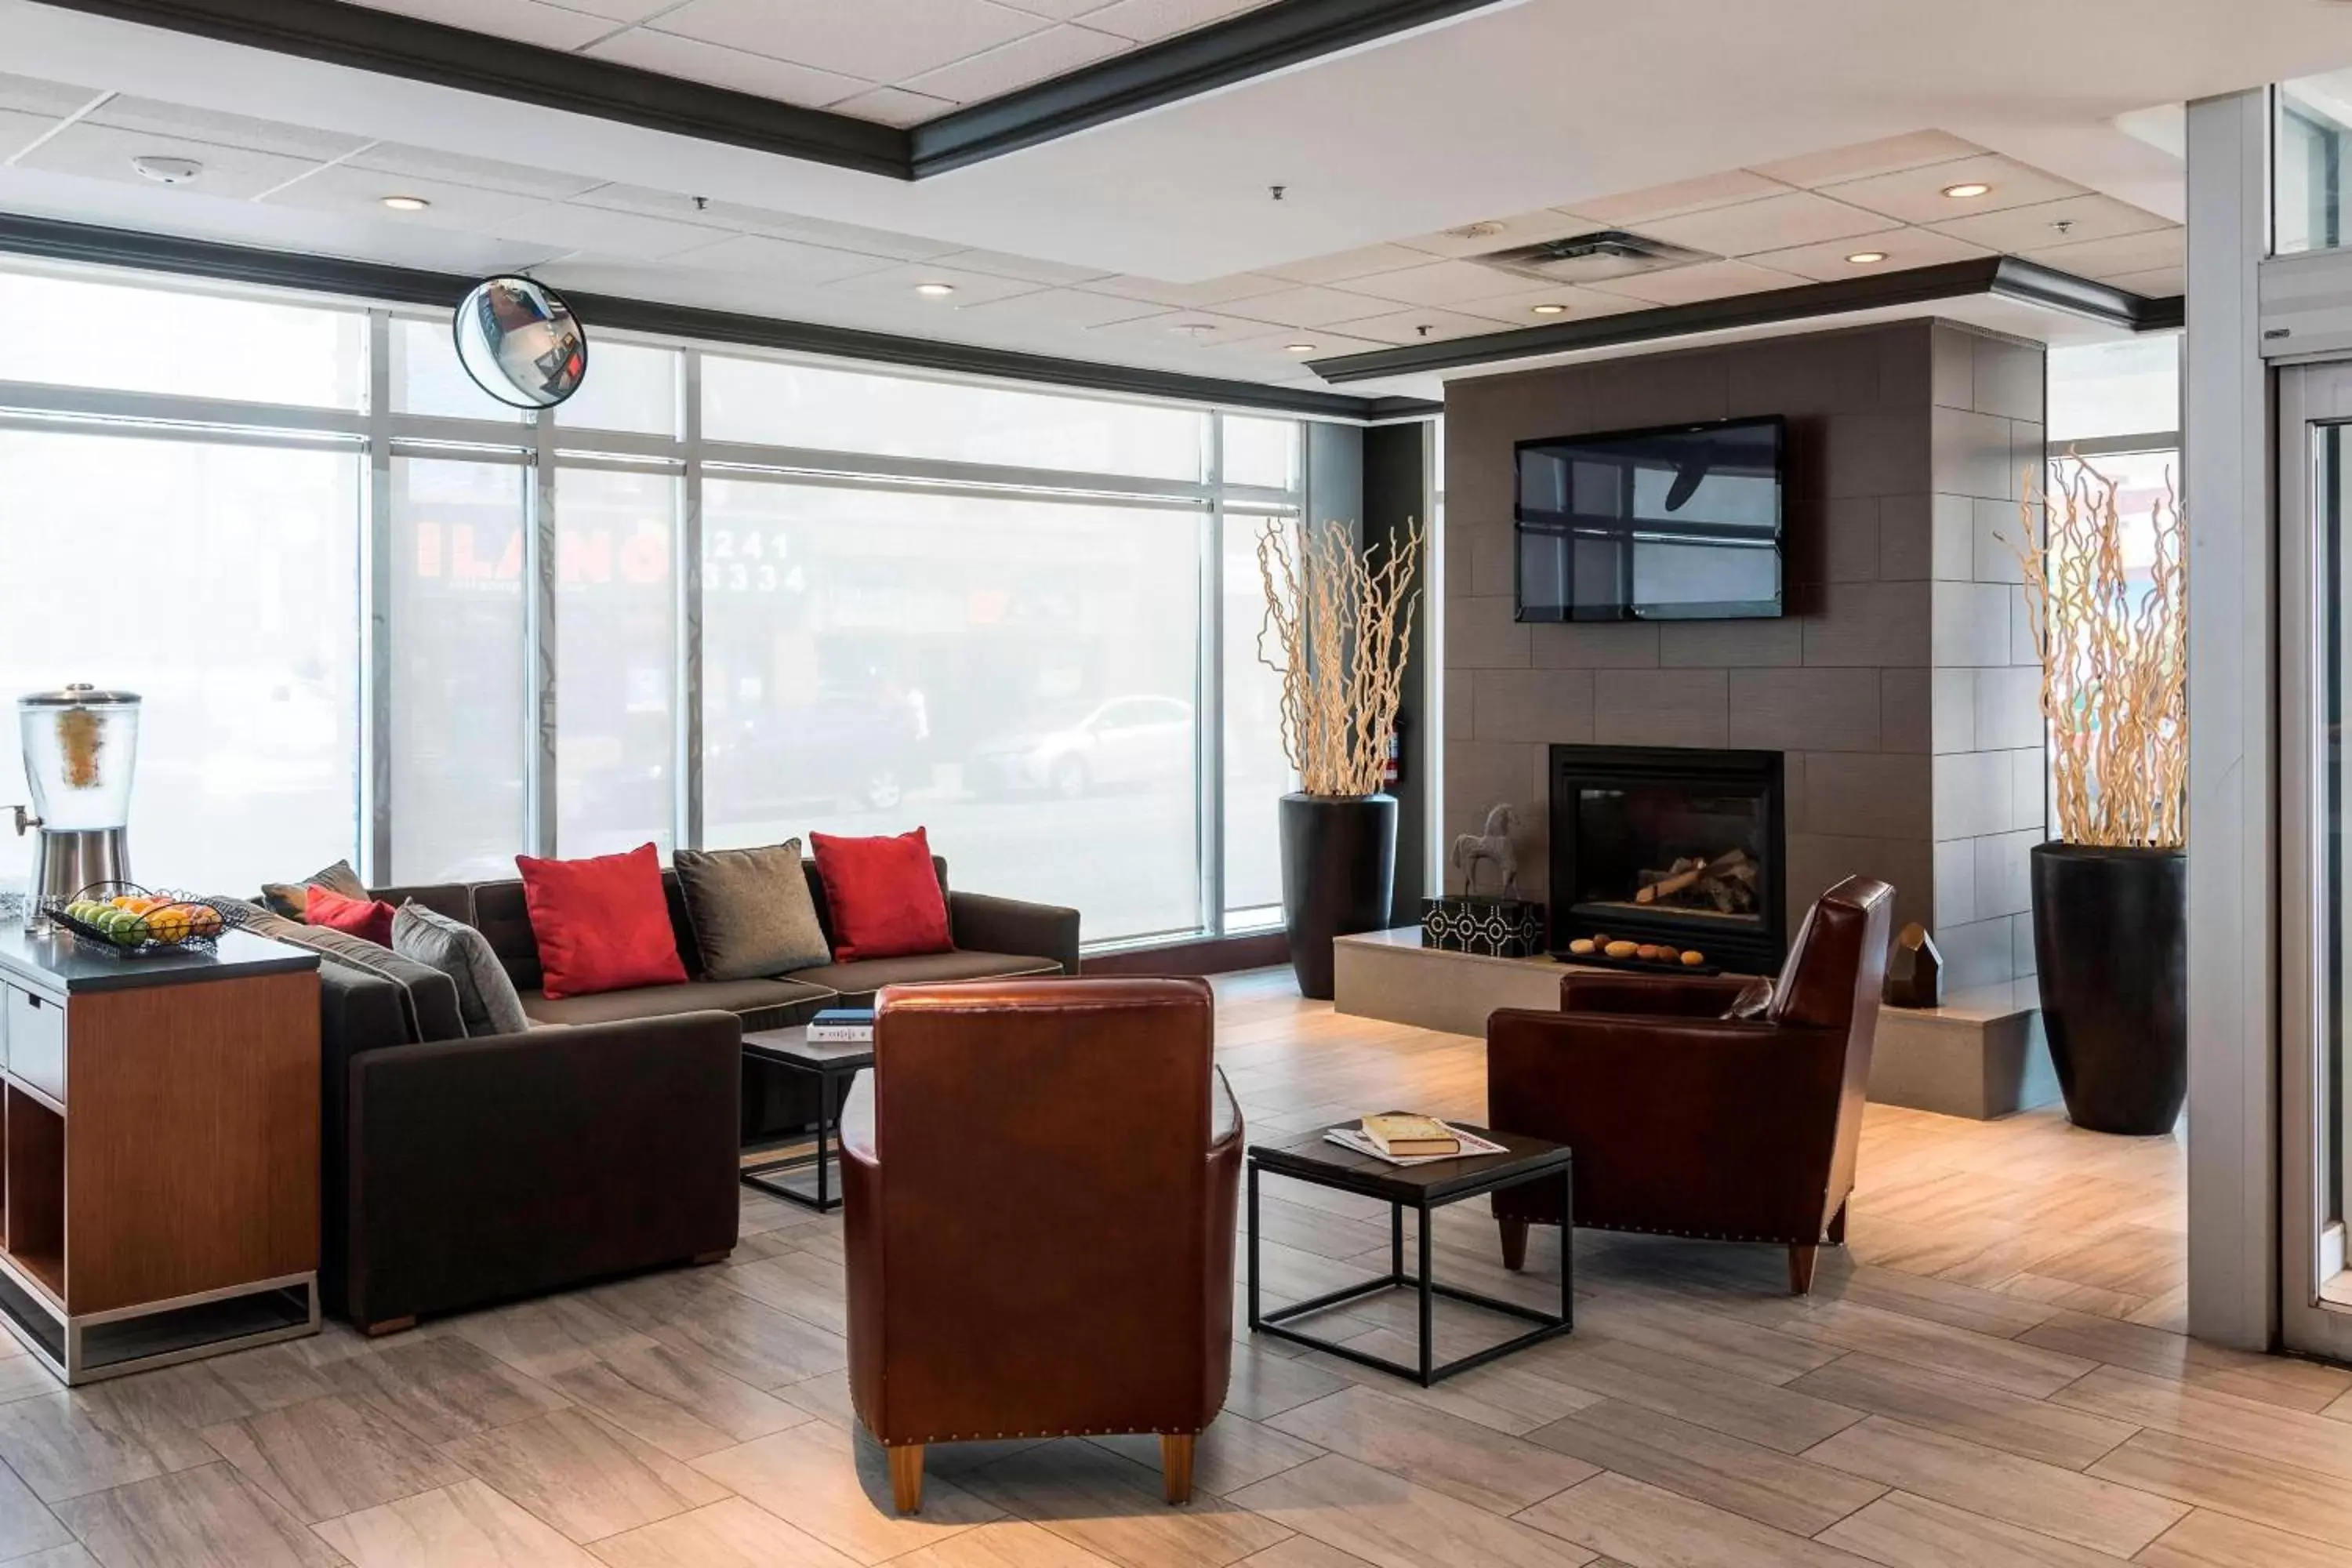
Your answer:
[1567,1290,1843,1385]
[315,1476,604,1566]
[2016,1312,2352,1414]
[1800,1416,2184,1557]
[53,1461,341,1568]
[1527,1398,1886,1537]
[1813,1490,2132,1567]
[1737,1300,2096,1399]
[2049,1365,2352,1481]
[1295,1334,1603,1436]
[959,1438,1289,1568]
[2085,1428,2352,1549]
[689,1423,999,1565]
[0,1448,74,1559]
[883,1518,1122,1567]
[1784,1354,2135,1470]
[1223,1346,1353,1423]
[325,1337,570,1446]
[546,1345,808,1461]
[1264,1386,1592,1515]
[586,1496,862,1567]
[1513,1470,1877,1567]
[1523,1337,1865,1454]
[2137,1508,2352,1567]
[448,1298,660,1381]
[0,1544,99,1567]
[1090,1414,1323,1499]
[0,1393,201,1503]
[1229,1453,1592,1568]
[200,1393,465,1524]
[721,1253,850,1338]
[439,1407,729,1544]
[1236,1536,1381,1567]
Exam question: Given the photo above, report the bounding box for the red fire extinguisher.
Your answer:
[1381,716,1405,789]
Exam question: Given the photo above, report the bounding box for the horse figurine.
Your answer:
[1450,804,1519,899]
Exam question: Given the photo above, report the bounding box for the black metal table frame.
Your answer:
[740,1056,866,1213]
[1247,1155,1573,1386]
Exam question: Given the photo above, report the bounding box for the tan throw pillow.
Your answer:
[673,840,832,981]
[260,858,368,920]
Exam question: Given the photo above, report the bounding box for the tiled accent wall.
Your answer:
[1440,318,2047,988]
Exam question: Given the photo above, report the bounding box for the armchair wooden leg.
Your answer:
[1827,1199,1849,1247]
[888,1444,925,1515]
[1497,1218,1530,1272]
[361,1316,416,1338]
[1788,1244,1819,1296]
[1161,1434,1195,1504]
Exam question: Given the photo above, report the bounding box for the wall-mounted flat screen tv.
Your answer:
[1515,415,1784,622]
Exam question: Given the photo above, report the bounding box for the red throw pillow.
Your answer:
[514,842,689,1000]
[810,827,953,962]
[305,884,396,948]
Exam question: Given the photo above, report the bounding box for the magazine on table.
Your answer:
[1323,1121,1508,1166]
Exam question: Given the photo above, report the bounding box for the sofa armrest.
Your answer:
[949,890,1080,974]
[343,1010,742,1327]
[1557,971,1765,1017]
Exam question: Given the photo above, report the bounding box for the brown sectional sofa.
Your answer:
[252,856,1077,1332]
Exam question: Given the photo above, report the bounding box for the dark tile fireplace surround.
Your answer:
[1548,743,1788,973]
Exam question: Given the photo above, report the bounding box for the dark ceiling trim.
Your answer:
[909,0,1502,176]
[0,212,1436,421]
[29,0,1499,181]
[1310,256,2181,383]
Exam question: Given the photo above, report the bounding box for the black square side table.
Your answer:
[740,1026,873,1213]
[1247,1120,1573,1386]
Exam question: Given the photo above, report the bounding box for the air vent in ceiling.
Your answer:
[1475,229,1715,284]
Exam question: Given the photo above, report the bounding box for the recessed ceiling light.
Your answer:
[1530,303,1570,316]
[1941,181,1992,199]
[1285,343,1317,354]
[913,281,956,297]
[1845,250,1889,264]
[379,194,430,212]
[129,155,202,185]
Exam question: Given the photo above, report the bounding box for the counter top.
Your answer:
[0,924,318,997]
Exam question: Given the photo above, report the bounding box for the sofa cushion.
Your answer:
[307,885,396,947]
[239,908,466,1044]
[785,949,1062,1000]
[393,901,532,1038]
[372,882,474,925]
[260,858,368,920]
[810,827,953,962]
[471,871,703,991]
[516,844,689,1000]
[521,975,834,1033]
[673,840,830,981]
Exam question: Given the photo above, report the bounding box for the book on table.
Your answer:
[1360,1113,1461,1158]
[806,1007,875,1044]
[1323,1118,1508,1166]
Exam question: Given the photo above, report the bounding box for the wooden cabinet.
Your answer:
[0,926,321,1384]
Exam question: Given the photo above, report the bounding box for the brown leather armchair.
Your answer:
[1484,876,1894,1294]
[840,977,1242,1514]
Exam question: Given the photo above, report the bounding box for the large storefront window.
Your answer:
[0,265,1314,946]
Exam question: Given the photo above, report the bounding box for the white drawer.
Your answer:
[6,989,63,1105]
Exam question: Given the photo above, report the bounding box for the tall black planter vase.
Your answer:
[1279,793,1397,1000]
[2030,842,2187,1135]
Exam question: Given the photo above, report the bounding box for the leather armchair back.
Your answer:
[844,977,1239,1446]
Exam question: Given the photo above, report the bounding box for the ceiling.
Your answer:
[0,0,2336,401]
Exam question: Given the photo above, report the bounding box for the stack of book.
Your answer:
[1323,1114,1508,1166]
[807,1007,875,1044]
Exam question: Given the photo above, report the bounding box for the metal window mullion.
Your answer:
[680,350,704,855]
[363,309,394,885]
[525,411,558,858]
[1201,415,1225,940]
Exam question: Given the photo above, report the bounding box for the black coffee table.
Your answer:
[1247,1119,1573,1386]
[741,1025,873,1212]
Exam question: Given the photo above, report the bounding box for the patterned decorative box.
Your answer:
[1420,896,1547,959]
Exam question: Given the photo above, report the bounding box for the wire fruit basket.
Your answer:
[48,883,229,956]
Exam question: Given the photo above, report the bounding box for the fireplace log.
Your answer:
[1635,848,1751,906]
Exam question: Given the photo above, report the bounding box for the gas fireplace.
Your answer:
[1548,744,1788,972]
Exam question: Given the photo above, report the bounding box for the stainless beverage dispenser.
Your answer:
[9,684,142,915]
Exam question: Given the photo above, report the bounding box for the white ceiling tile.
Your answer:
[1395,208,1599,260]
[2019,226,2185,280]
[2106,263,2185,298]
[1743,227,1991,282]
[1635,190,1893,256]
[928,247,1112,285]
[347,143,601,198]
[649,0,1047,86]
[1335,258,1530,307]
[344,0,616,50]
[1572,169,1794,225]
[1079,0,1271,42]
[16,122,323,201]
[996,0,1120,16]
[900,24,1126,102]
[1085,271,1292,307]
[1749,129,1984,189]
[822,260,1047,306]
[0,107,62,162]
[1207,325,1387,355]
[0,73,103,118]
[1256,243,1432,285]
[1584,258,1806,306]
[1929,194,2172,252]
[1087,307,1289,344]
[261,162,536,227]
[1447,282,1650,324]
[949,289,1168,328]
[1225,284,1414,328]
[1818,153,2085,225]
[760,212,966,260]
[577,185,961,260]
[583,30,870,106]
[537,0,677,19]
[666,231,904,281]
[493,199,734,259]
[83,97,370,161]
[1319,307,1508,347]
[828,86,958,126]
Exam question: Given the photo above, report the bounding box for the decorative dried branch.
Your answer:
[1255,517,1425,797]
[2007,455,2187,849]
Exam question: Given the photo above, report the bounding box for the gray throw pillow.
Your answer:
[393,900,532,1038]
[260,858,368,920]
[673,840,831,980]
